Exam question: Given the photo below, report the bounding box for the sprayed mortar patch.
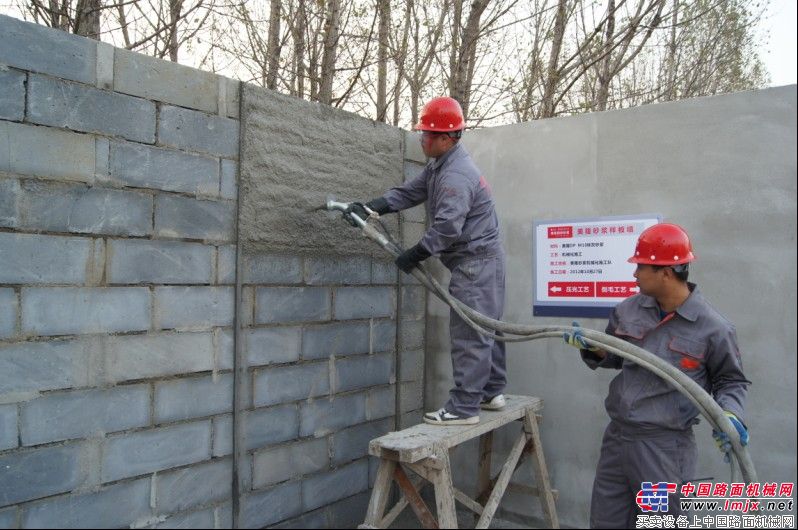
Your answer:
[239,85,404,256]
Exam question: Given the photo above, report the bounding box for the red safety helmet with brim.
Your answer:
[414,97,466,132]
[628,223,696,265]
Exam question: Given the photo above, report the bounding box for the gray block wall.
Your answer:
[1,13,427,529]
[0,12,238,529]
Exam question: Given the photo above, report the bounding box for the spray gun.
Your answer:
[325,199,395,252]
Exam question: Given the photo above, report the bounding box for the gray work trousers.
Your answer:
[444,253,506,417]
[590,422,697,528]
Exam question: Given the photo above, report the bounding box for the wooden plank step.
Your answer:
[369,395,542,463]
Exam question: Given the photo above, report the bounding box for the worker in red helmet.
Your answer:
[563,223,751,528]
[347,96,507,425]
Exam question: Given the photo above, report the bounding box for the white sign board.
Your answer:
[533,214,661,317]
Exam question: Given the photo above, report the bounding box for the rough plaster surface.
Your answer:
[426,86,797,527]
[239,85,403,256]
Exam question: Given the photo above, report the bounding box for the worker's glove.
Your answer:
[712,411,749,463]
[343,202,370,227]
[395,244,431,273]
[366,197,391,215]
[563,321,598,352]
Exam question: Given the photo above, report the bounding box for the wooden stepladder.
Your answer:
[360,395,559,529]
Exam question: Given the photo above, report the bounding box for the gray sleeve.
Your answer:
[382,166,429,212]
[419,172,474,255]
[707,325,750,424]
[581,309,624,370]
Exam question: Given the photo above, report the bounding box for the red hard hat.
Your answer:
[628,223,696,265]
[414,97,466,132]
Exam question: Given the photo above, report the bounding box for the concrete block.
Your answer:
[333,353,395,393]
[0,288,17,339]
[243,405,298,450]
[216,328,234,370]
[155,194,235,241]
[366,386,396,421]
[20,181,153,236]
[156,459,232,513]
[0,68,25,121]
[0,14,96,84]
[255,287,331,324]
[401,285,426,320]
[108,239,213,284]
[218,245,236,284]
[155,373,233,423]
[239,482,302,529]
[0,232,91,285]
[223,77,240,119]
[212,414,232,457]
[373,319,397,352]
[333,286,396,320]
[302,322,370,360]
[22,287,150,336]
[331,418,392,465]
[27,74,156,143]
[326,491,372,529]
[299,392,367,438]
[401,380,424,413]
[105,332,215,383]
[155,286,234,330]
[21,478,151,529]
[253,362,330,407]
[400,349,424,382]
[371,260,397,284]
[242,253,302,284]
[114,48,219,113]
[400,409,423,429]
[0,506,16,529]
[301,459,369,512]
[402,220,427,248]
[252,438,328,488]
[0,121,95,183]
[20,385,150,446]
[0,443,89,505]
[0,404,17,451]
[158,105,239,157]
[95,42,114,89]
[220,159,238,200]
[108,140,219,195]
[404,129,427,163]
[245,326,301,366]
[0,178,20,228]
[215,502,233,529]
[154,508,215,529]
[0,338,94,396]
[304,256,371,285]
[400,319,425,351]
[102,421,211,482]
[271,508,327,529]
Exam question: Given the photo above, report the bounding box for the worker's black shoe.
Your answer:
[480,394,506,411]
[423,408,479,426]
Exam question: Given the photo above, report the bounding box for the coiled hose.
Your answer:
[328,203,757,486]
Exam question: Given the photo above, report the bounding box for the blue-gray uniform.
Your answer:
[582,283,750,528]
[381,143,506,417]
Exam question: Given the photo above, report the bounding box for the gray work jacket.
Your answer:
[382,143,502,267]
[582,283,750,432]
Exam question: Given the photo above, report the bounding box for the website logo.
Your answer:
[636,482,678,512]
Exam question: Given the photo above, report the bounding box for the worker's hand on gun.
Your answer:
[563,321,605,357]
[712,411,749,463]
[343,198,391,226]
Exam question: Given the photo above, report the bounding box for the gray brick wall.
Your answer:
[0,13,428,529]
